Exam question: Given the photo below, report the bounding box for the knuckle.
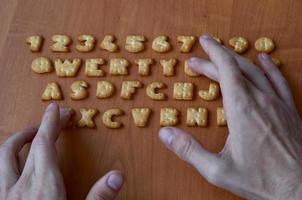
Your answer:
[205,162,228,186]
[92,190,113,200]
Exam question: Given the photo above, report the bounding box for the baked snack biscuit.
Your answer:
[96,81,115,99]
[177,36,196,52]
[120,81,142,99]
[31,57,53,74]
[198,82,220,101]
[102,108,124,128]
[229,36,249,53]
[213,37,223,44]
[54,58,81,77]
[272,57,282,67]
[70,81,89,100]
[50,35,71,52]
[173,82,194,100]
[131,108,151,127]
[184,60,200,77]
[26,35,43,52]
[100,35,118,52]
[76,35,95,52]
[77,108,98,128]
[134,58,154,76]
[146,81,166,100]
[160,107,180,126]
[85,58,105,77]
[217,107,227,126]
[186,107,208,127]
[160,58,177,76]
[255,37,275,53]
[152,36,171,53]
[41,82,62,100]
[109,58,130,75]
[125,35,146,53]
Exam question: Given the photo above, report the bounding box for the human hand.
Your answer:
[0,103,123,200]
[159,35,302,199]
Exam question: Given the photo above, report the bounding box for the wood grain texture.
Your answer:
[0,0,302,199]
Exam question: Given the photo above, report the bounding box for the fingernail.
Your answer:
[107,173,123,190]
[46,103,57,111]
[200,34,211,40]
[260,53,270,60]
[159,127,175,147]
[60,108,70,117]
[188,57,196,65]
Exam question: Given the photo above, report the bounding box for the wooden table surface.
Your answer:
[0,0,302,199]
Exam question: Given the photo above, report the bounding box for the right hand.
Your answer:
[159,35,302,199]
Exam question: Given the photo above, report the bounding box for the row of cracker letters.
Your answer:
[41,81,220,101]
[32,57,203,77]
[70,107,227,129]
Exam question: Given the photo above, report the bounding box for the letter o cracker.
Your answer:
[125,35,146,53]
[146,81,166,100]
[102,108,124,129]
[229,36,249,53]
[31,57,53,74]
[70,81,89,100]
[254,37,275,53]
[152,36,171,53]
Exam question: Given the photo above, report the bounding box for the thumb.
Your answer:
[86,170,124,200]
[159,127,225,185]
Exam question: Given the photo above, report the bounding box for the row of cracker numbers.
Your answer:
[26,35,277,54]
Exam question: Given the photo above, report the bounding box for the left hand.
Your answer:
[0,103,123,200]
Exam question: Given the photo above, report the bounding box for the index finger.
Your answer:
[199,35,252,108]
[21,103,71,177]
